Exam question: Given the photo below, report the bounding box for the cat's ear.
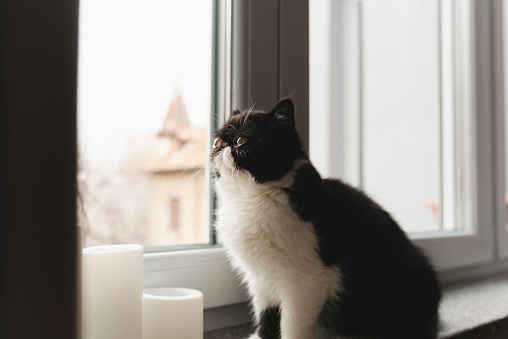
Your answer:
[269,98,295,125]
[232,109,241,116]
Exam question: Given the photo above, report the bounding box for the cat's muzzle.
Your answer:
[213,146,238,177]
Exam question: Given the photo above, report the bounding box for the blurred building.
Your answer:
[145,91,209,246]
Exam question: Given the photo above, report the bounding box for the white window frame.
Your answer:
[143,0,508,331]
[418,0,494,271]
[406,0,508,275]
[311,0,508,276]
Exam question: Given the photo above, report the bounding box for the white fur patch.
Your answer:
[213,150,342,339]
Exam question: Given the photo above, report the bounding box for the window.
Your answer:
[75,0,508,331]
[77,0,213,248]
[311,0,444,234]
[310,0,501,272]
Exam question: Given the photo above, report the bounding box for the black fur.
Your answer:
[258,307,281,339]
[211,99,305,183]
[213,98,441,339]
[285,164,441,339]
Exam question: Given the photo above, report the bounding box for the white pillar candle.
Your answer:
[82,244,143,339]
[143,287,203,339]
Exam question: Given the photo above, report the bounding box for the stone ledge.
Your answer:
[438,274,508,338]
[205,274,508,339]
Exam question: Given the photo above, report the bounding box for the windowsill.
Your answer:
[204,273,508,339]
[438,273,508,338]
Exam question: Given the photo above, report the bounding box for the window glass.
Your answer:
[310,0,474,233]
[78,0,213,247]
[361,0,441,233]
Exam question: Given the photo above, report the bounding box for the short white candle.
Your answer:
[82,244,143,339]
[143,287,203,339]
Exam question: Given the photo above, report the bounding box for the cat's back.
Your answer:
[294,169,435,275]
[297,172,441,339]
[285,163,398,232]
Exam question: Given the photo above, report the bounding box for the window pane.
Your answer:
[78,0,213,247]
[361,0,441,233]
[310,0,474,234]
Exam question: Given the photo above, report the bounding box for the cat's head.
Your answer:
[210,98,304,184]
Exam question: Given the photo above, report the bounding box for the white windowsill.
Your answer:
[143,247,248,310]
[142,243,508,332]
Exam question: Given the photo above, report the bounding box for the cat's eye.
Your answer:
[236,136,247,147]
[213,137,223,149]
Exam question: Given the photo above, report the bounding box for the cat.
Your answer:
[211,98,441,339]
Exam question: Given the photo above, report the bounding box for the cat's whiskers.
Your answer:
[243,101,256,126]
[210,112,221,124]
[186,165,207,184]
[232,164,239,179]
[243,111,252,126]
[226,124,237,136]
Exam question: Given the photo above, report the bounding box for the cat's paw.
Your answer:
[247,334,261,339]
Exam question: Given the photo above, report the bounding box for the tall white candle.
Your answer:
[82,244,143,339]
[143,287,203,339]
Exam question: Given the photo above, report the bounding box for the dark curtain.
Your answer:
[0,0,79,338]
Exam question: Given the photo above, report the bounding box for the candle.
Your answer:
[143,287,203,339]
[82,244,143,339]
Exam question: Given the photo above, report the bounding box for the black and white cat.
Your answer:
[211,98,441,339]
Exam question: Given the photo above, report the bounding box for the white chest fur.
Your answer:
[216,171,318,272]
[215,170,340,318]
[212,148,341,338]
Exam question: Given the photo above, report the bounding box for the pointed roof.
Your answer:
[159,90,191,137]
[144,90,206,174]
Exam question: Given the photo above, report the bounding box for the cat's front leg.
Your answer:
[279,302,320,339]
[278,282,331,339]
[247,279,281,339]
[255,306,281,339]
[251,301,282,338]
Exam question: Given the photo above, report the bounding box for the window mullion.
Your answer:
[279,0,310,151]
[232,0,278,112]
[472,0,495,260]
[493,0,508,258]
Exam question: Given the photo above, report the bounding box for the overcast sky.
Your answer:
[78,0,212,164]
